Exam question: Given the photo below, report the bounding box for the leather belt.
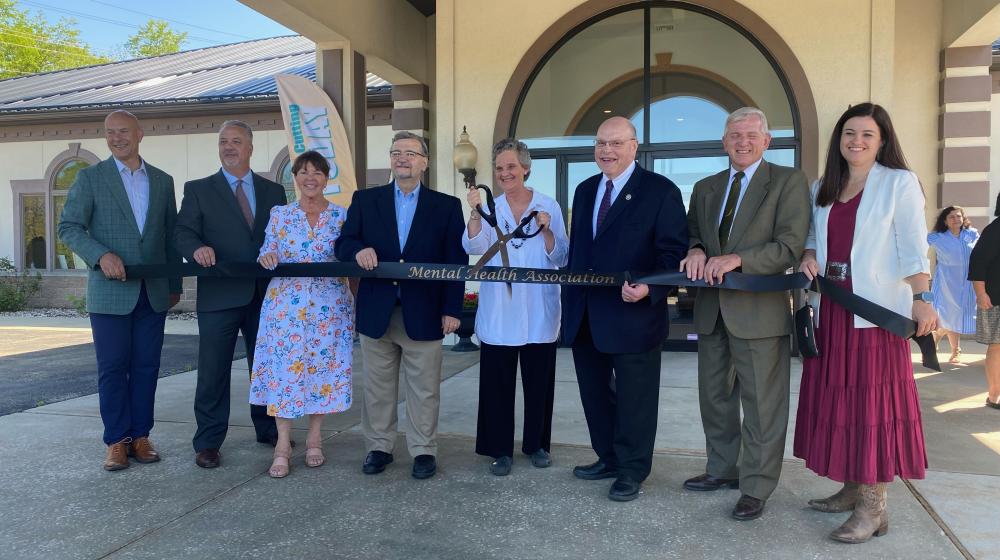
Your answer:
[825,261,850,281]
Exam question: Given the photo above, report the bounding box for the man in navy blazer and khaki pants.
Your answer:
[335,131,466,480]
[563,116,689,501]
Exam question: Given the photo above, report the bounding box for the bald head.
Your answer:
[104,110,144,170]
[594,116,638,180]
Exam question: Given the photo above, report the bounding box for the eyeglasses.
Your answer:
[594,138,636,149]
[389,150,426,159]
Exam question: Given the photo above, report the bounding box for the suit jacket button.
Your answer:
[399,259,404,263]
[392,281,398,286]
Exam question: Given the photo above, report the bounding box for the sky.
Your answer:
[14,0,296,57]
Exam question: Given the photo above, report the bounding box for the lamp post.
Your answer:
[452,126,480,352]
[453,125,478,189]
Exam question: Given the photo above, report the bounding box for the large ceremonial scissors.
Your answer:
[468,183,542,274]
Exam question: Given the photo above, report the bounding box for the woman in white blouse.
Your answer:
[463,138,569,476]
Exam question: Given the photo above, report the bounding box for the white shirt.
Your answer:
[113,157,149,234]
[592,160,636,238]
[463,189,569,345]
[717,158,763,230]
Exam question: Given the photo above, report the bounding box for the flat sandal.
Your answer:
[269,448,292,478]
[305,446,325,468]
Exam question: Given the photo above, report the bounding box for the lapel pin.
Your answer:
[625,194,632,201]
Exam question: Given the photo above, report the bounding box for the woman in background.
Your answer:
[928,206,978,363]
[968,193,1000,410]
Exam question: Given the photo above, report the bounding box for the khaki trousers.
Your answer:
[698,313,791,500]
[360,307,443,457]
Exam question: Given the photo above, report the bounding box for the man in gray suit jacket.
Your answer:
[174,121,287,469]
[679,108,811,520]
[58,110,181,471]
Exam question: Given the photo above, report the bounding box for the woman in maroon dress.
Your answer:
[795,103,938,544]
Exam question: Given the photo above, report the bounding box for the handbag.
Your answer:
[795,302,820,358]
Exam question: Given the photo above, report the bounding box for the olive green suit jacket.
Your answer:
[57,157,182,315]
[687,160,811,339]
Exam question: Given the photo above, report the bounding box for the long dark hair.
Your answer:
[933,206,972,232]
[816,103,910,207]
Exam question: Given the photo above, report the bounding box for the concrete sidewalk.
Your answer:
[0,325,997,559]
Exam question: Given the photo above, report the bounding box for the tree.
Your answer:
[0,0,108,79]
[123,19,187,59]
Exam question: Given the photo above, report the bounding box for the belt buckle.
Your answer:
[826,261,849,282]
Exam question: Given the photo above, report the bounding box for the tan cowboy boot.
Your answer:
[829,483,888,544]
[808,482,859,512]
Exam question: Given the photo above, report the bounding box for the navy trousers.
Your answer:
[89,284,167,445]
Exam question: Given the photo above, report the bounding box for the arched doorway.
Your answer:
[494,1,816,349]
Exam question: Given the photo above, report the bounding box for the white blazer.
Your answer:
[805,163,930,328]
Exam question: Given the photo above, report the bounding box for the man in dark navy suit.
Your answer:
[563,116,689,501]
[335,131,465,480]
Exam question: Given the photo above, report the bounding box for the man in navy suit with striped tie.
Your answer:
[562,116,689,502]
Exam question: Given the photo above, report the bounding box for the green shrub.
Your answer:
[66,294,87,314]
[0,257,42,312]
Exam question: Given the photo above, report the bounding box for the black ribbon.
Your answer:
[118,261,938,370]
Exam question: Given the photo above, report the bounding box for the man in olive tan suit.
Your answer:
[679,107,811,521]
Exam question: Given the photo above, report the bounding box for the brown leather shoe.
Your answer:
[195,448,221,469]
[128,437,161,463]
[103,439,131,471]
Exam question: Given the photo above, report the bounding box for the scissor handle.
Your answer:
[512,210,543,239]
[469,184,498,228]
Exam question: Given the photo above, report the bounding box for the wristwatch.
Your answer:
[913,291,935,304]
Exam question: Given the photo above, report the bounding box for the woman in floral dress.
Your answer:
[250,150,354,478]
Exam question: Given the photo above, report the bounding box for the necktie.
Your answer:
[234,178,254,228]
[596,179,614,233]
[718,171,744,249]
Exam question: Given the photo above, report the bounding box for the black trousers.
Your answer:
[475,341,557,459]
[572,315,662,481]
[192,291,276,452]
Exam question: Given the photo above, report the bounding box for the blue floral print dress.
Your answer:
[249,202,354,418]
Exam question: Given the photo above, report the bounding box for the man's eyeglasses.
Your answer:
[594,138,636,149]
[389,150,427,159]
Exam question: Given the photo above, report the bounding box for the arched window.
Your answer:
[278,157,297,203]
[511,3,799,215]
[50,158,92,270]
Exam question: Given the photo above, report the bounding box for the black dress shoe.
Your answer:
[732,494,766,520]
[362,450,394,474]
[608,476,641,502]
[257,435,296,448]
[412,454,437,479]
[573,460,618,480]
[683,473,739,491]
[195,448,221,469]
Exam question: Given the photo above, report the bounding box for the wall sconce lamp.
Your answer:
[453,125,478,188]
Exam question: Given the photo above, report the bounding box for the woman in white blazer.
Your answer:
[793,103,938,544]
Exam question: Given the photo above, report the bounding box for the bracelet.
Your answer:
[469,211,481,221]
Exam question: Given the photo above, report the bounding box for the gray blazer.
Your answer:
[57,157,182,315]
[687,160,811,339]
